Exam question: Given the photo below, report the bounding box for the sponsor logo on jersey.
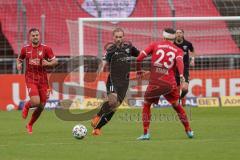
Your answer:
[38,51,43,56]
[29,58,41,66]
[155,67,168,75]
[125,48,130,53]
[154,62,163,67]
[183,45,188,50]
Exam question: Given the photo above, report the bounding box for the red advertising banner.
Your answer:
[189,70,240,97]
[0,70,240,110]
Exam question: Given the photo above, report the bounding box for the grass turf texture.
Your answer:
[0,107,239,160]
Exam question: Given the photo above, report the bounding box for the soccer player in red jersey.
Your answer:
[16,28,58,134]
[136,28,194,140]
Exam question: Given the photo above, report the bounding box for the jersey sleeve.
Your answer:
[176,49,184,75]
[18,47,26,61]
[45,46,56,61]
[105,51,113,63]
[130,46,140,57]
[189,42,194,52]
[143,42,155,56]
[137,42,155,62]
[176,48,183,59]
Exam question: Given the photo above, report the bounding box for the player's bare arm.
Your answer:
[189,50,196,67]
[16,58,23,71]
[176,53,186,85]
[42,58,58,67]
[99,59,107,73]
[136,50,150,78]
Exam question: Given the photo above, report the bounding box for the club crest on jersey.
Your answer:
[183,45,188,50]
[38,50,43,56]
[125,48,130,53]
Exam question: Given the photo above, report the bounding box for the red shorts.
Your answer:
[26,83,50,104]
[144,81,180,105]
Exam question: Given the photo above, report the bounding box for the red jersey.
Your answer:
[141,40,183,85]
[18,44,56,84]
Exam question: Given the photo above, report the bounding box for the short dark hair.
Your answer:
[112,27,124,36]
[164,28,176,34]
[28,28,39,34]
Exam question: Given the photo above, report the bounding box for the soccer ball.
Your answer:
[72,124,87,139]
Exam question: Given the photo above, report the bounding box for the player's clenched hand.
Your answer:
[137,70,147,78]
[16,59,22,71]
[17,63,22,71]
[190,59,195,67]
[180,75,185,83]
[42,59,50,66]
[190,57,195,67]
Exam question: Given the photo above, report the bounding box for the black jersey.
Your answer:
[105,41,139,101]
[174,39,194,70]
[105,42,139,63]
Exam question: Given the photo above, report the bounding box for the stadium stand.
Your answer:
[0,0,239,57]
[213,0,240,47]
[0,0,239,109]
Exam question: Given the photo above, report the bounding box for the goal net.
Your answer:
[66,16,240,108]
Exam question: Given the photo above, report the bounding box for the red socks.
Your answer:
[24,101,31,109]
[28,107,44,126]
[173,104,191,131]
[142,103,151,134]
[142,102,191,134]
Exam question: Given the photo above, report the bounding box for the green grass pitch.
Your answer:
[0,107,240,160]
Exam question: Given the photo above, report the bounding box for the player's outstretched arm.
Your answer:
[136,51,148,77]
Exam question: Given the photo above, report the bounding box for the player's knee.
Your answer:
[182,88,188,93]
[144,100,151,106]
[108,98,119,107]
[171,101,179,108]
[39,104,45,110]
[170,98,180,107]
[108,94,119,107]
[181,83,189,91]
[39,102,46,109]
[30,98,41,107]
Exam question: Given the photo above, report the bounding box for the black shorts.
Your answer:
[175,69,189,86]
[106,53,131,103]
[106,76,129,103]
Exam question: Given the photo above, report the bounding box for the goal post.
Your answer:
[66,16,240,108]
[78,16,240,58]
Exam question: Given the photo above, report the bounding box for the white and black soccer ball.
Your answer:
[72,124,87,139]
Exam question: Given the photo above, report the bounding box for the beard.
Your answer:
[116,41,121,45]
[32,39,39,45]
[176,37,183,43]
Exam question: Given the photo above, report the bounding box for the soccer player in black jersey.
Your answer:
[91,28,140,135]
[174,29,196,106]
